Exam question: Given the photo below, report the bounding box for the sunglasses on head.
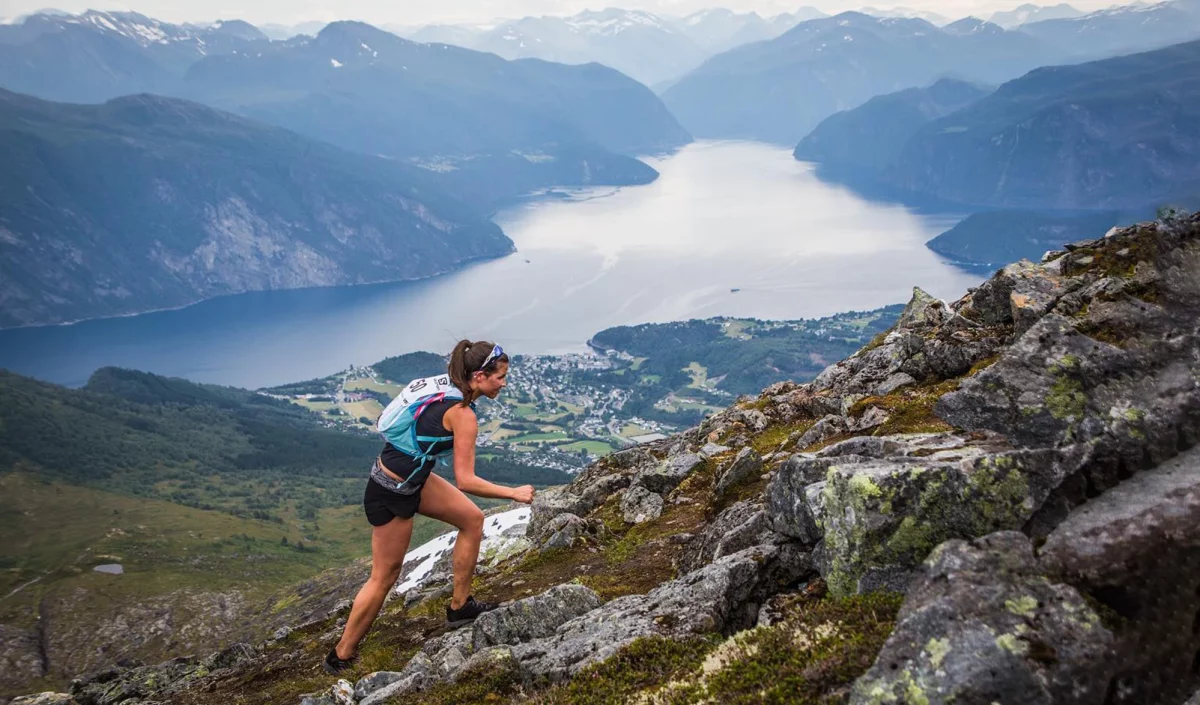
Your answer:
[477,344,504,372]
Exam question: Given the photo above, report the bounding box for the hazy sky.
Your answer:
[0,0,1120,27]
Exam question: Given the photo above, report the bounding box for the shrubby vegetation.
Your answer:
[591,308,903,396]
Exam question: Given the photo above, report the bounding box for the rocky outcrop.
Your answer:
[851,532,1113,704]
[10,695,76,705]
[1038,443,1200,704]
[507,543,809,681]
[526,446,660,537]
[676,500,772,574]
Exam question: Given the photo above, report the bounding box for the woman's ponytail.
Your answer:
[448,339,474,404]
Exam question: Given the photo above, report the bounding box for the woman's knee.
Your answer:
[459,507,485,536]
[370,561,404,586]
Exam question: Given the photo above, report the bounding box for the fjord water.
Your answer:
[0,141,982,389]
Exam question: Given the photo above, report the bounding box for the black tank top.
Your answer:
[379,398,456,481]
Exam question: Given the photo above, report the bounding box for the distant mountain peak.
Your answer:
[313,20,408,52]
[942,17,1006,35]
[208,18,266,41]
[563,8,673,35]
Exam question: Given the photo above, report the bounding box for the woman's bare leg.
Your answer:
[335,515,413,659]
[417,473,485,610]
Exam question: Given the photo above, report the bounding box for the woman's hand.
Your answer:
[511,485,535,504]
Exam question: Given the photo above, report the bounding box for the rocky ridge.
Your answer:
[11,212,1200,704]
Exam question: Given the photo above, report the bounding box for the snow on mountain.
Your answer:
[395,506,532,595]
[987,3,1083,28]
[858,5,953,25]
[565,8,671,35]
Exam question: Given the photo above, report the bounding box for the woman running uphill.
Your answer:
[324,340,534,674]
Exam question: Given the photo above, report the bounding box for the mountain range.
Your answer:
[0,88,512,328]
[0,10,693,326]
[1019,0,1200,57]
[0,12,688,210]
[987,2,1084,27]
[397,7,827,89]
[662,11,1063,144]
[885,39,1200,210]
[793,77,993,180]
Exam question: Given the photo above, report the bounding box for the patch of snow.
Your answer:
[843,33,854,40]
[131,23,169,44]
[330,58,343,67]
[395,507,530,594]
[90,12,119,32]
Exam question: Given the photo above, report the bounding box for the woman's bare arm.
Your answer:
[446,406,533,502]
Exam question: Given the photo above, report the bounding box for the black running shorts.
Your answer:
[363,476,422,526]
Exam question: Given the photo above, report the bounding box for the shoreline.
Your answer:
[0,248,516,333]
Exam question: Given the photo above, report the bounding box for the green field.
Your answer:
[343,378,402,396]
[509,431,571,443]
[0,473,468,627]
[560,440,617,455]
[684,361,711,390]
[343,399,384,424]
[293,399,337,414]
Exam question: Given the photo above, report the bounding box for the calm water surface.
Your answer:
[0,141,982,389]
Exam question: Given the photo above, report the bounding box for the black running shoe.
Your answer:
[446,595,498,628]
[322,647,357,675]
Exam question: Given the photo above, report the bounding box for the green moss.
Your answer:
[967,459,1030,529]
[271,593,299,613]
[860,327,897,355]
[849,474,883,499]
[536,635,719,704]
[1005,596,1039,619]
[967,354,1001,377]
[925,637,951,669]
[996,633,1029,657]
[419,658,526,704]
[885,516,937,558]
[751,420,816,455]
[1046,375,1086,422]
[666,593,904,704]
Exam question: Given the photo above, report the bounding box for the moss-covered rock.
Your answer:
[850,532,1112,705]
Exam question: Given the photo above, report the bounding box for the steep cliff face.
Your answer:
[884,40,1200,210]
[0,90,512,328]
[14,212,1200,705]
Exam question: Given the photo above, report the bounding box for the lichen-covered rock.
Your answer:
[10,694,77,705]
[714,447,763,497]
[357,653,432,705]
[422,627,474,680]
[1038,443,1200,704]
[472,583,602,651]
[766,455,862,545]
[533,512,588,551]
[508,544,810,681]
[634,452,704,494]
[201,643,255,671]
[850,532,1113,705]
[620,485,663,524]
[795,414,848,449]
[70,657,202,705]
[676,500,772,573]
[527,473,632,538]
[874,371,916,396]
[815,449,1052,597]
